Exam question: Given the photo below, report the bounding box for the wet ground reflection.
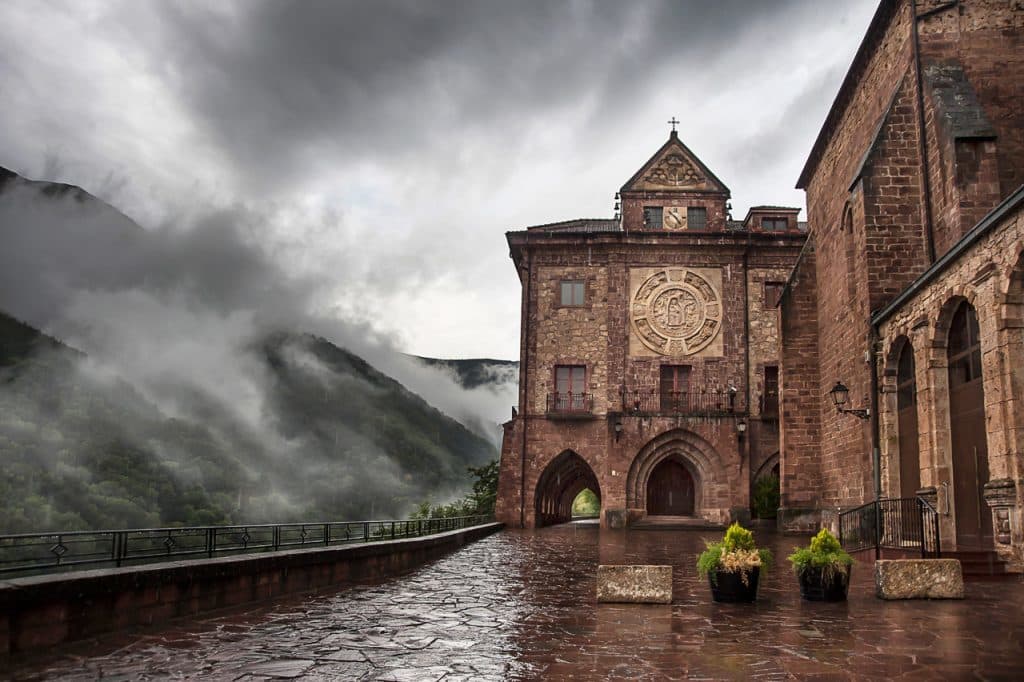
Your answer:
[8,522,1024,680]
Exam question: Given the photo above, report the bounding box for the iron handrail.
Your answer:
[620,388,745,415]
[0,515,494,579]
[838,497,940,559]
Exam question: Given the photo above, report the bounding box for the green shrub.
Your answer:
[696,522,773,585]
[787,528,853,581]
[751,473,779,519]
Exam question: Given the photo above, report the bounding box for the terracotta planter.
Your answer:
[709,567,760,602]
[797,565,850,602]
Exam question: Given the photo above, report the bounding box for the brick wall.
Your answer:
[778,240,823,526]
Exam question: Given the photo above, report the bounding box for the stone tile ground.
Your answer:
[6,523,1024,680]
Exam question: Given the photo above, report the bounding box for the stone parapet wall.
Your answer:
[0,523,503,659]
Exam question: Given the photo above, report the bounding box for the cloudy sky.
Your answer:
[0,0,878,360]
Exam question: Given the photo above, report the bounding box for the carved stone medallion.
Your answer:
[643,153,703,187]
[630,268,722,356]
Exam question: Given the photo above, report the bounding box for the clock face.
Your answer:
[664,206,686,230]
[630,268,722,356]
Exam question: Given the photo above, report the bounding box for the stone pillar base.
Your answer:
[777,507,822,532]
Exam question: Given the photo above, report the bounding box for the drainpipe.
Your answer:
[520,248,532,529]
[868,321,883,561]
[869,323,882,504]
[911,0,938,264]
[742,238,751,488]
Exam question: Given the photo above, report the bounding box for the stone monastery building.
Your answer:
[495,0,1024,570]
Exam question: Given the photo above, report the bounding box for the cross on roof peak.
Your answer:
[667,117,680,132]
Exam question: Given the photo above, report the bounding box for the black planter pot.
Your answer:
[709,567,760,602]
[797,565,851,602]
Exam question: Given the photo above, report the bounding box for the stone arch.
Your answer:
[534,450,601,527]
[842,201,857,303]
[752,451,779,481]
[942,298,993,547]
[892,335,921,498]
[999,248,1024,456]
[626,429,727,521]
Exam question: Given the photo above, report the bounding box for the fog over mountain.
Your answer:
[0,168,512,531]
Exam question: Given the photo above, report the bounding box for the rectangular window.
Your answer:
[686,207,707,230]
[559,280,585,306]
[643,206,663,229]
[660,365,691,411]
[763,365,779,416]
[764,281,785,309]
[763,217,788,231]
[554,365,587,411]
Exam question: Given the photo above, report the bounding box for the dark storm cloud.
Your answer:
[131,0,807,191]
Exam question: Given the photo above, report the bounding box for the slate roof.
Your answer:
[525,218,621,233]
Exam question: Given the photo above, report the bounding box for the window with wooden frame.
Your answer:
[763,282,785,309]
[554,365,587,411]
[643,206,663,229]
[659,365,691,411]
[686,207,707,230]
[762,217,788,231]
[559,280,585,307]
[948,302,982,388]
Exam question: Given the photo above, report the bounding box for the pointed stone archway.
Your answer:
[626,429,728,523]
[534,450,601,527]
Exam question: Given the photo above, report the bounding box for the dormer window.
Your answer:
[643,206,663,229]
[687,207,707,230]
[763,217,788,231]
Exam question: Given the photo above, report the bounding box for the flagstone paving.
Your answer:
[6,522,1024,680]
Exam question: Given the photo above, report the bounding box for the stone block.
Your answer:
[596,565,672,604]
[874,559,964,600]
[604,509,628,530]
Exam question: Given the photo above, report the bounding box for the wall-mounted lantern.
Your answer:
[829,381,870,420]
[614,420,623,442]
[736,419,747,441]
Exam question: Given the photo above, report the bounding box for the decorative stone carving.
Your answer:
[982,478,1016,545]
[630,268,722,356]
[643,153,703,187]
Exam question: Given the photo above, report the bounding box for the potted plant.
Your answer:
[787,528,853,601]
[696,522,772,602]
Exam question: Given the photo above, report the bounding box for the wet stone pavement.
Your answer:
[7,522,1024,680]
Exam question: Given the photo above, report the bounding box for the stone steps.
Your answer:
[944,550,1018,580]
[629,516,726,531]
[850,547,1020,581]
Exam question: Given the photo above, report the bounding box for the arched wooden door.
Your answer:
[947,302,993,547]
[896,341,921,498]
[646,458,695,516]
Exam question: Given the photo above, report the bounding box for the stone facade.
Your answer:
[496,132,805,528]
[782,0,1024,567]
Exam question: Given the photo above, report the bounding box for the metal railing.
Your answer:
[546,392,594,415]
[620,389,745,416]
[0,515,493,579]
[838,497,940,559]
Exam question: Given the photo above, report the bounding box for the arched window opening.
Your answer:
[946,301,992,547]
[843,204,858,303]
[896,339,921,498]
